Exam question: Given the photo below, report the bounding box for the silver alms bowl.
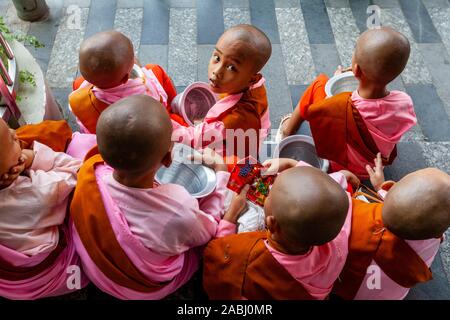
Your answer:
[274,135,329,172]
[155,144,217,198]
[325,71,359,97]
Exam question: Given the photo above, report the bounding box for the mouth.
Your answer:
[209,79,219,88]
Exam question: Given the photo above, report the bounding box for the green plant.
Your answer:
[19,70,36,87]
[0,16,44,48]
[0,16,42,104]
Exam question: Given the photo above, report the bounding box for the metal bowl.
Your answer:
[325,71,359,97]
[155,144,217,198]
[129,64,144,79]
[273,135,329,172]
[171,82,217,126]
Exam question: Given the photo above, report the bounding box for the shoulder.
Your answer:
[389,90,413,103]
[223,99,262,131]
[208,231,266,248]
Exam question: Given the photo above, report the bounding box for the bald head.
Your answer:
[354,27,410,85]
[79,30,134,89]
[96,95,172,173]
[268,166,349,250]
[220,24,272,73]
[383,168,450,240]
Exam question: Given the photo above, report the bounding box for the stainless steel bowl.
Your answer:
[155,144,217,198]
[273,135,329,172]
[129,64,144,79]
[325,71,359,97]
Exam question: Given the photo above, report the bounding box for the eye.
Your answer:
[226,65,236,72]
[213,54,220,62]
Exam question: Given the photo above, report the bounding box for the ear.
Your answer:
[161,151,172,168]
[353,63,362,79]
[249,73,262,87]
[120,73,130,84]
[265,215,278,234]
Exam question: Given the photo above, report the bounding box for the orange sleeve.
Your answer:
[144,64,190,127]
[16,120,73,152]
[69,87,109,134]
[73,76,85,91]
[145,64,177,106]
[298,74,328,119]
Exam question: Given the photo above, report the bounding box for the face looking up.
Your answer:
[208,36,260,95]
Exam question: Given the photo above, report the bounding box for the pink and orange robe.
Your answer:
[70,64,186,134]
[70,149,231,299]
[298,74,416,178]
[0,120,88,300]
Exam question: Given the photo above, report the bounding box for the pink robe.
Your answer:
[71,164,230,299]
[341,90,417,178]
[0,142,81,255]
[0,141,88,299]
[66,132,97,161]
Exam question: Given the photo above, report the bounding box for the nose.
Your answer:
[212,64,223,80]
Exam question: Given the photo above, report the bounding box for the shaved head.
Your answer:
[354,27,410,85]
[220,24,272,73]
[383,168,450,240]
[96,95,172,174]
[79,30,134,89]
[267,166,349,251]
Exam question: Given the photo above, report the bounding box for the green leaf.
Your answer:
[19,70,36,87]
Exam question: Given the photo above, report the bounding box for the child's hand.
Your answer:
[280,115,292,138]
[0,153,27,188]
[188,148,228,172]
[366,153,385,191]
[21,149,35,170]
[339,170,360,191]
[223,185,250,224]
[334,65,352,76]
[261,158,297,176]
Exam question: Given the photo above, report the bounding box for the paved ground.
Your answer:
[1,0,449,299]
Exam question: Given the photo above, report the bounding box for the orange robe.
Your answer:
[16,120,73,152]
[332,199,433,300]
[70,64,185,134]
[211,84,268,161]
[203,231,313,300]
[299,75,396,168]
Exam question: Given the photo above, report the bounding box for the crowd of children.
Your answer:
[0,24,449,300]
